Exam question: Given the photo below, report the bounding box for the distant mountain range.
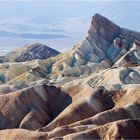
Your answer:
[0,30,69,39]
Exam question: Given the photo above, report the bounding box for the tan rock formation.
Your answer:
[0,14,140,139]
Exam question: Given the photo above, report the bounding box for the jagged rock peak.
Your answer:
[88,13,120,42]
[91,13,117,26]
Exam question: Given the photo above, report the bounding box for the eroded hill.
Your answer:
[0,14,140,139]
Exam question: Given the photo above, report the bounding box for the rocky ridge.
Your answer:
[0,14,140,139]
[1,43,60,62]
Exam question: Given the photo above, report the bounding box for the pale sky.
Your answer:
[0,1,139,31]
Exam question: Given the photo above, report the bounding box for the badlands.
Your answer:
[0,14,140,139]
